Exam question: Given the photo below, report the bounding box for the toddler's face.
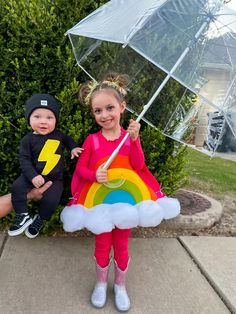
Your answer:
[29,108,56,135]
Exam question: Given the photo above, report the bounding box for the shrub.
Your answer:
[140,125,187,196]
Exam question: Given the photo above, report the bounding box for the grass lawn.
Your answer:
[182,149,236,198]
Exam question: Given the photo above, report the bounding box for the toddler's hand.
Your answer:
[32,175,45,188]
[96,164,108,183]
[71,147,84,159]
[127,119,141,141]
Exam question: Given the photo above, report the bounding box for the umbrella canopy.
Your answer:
[67,0,236,157]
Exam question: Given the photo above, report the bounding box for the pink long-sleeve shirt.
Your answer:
[70,128,164,200]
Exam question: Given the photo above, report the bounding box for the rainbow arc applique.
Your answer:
[75,155,157,208]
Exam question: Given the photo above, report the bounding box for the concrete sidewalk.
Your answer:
[0,235,235,314]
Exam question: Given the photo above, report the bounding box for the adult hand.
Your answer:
[27,180,53,200]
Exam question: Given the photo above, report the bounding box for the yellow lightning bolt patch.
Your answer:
[38,139,61,175]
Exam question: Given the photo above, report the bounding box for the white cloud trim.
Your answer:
[60,197,180,234]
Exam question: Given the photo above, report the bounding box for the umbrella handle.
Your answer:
[103,133,130,169]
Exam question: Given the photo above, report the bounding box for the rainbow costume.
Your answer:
[61,129,180,234]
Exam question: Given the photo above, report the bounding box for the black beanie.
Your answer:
[25,94,59,124]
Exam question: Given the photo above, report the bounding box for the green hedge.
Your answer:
[0,0,187,233]
[0,0,105,195]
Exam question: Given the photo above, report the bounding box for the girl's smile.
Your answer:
[91,91,125,134]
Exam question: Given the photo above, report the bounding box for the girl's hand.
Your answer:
[71,147,84,159]
[32,175,45,188]
[96,164,108,183]
[127,119,141,141]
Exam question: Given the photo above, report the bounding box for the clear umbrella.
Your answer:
[66,0,236,163]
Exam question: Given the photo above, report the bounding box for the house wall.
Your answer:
[194,68,231,147]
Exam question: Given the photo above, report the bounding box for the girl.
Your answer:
[61,73,180,312]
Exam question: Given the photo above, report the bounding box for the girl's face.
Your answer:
[91,90,125,131]
[29,108,56,135]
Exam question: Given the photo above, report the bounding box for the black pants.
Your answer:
[11,175,63,220]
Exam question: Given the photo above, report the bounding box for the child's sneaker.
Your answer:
[25,214,44,239]
[8,213,32,236]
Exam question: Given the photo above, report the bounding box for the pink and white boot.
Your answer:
[113,259,131,312]
[91,260,110,308]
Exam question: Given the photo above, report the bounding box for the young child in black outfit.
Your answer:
[8,93,83,238]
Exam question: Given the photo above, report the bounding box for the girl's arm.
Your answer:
[127,120,145,170]
[74,135,96,182]
[130,137,145,170]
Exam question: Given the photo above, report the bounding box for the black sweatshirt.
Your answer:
[19,130,77,182]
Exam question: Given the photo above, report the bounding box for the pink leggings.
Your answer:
[94,228,131,271]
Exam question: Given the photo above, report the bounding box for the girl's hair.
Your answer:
[79,72,130,107]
